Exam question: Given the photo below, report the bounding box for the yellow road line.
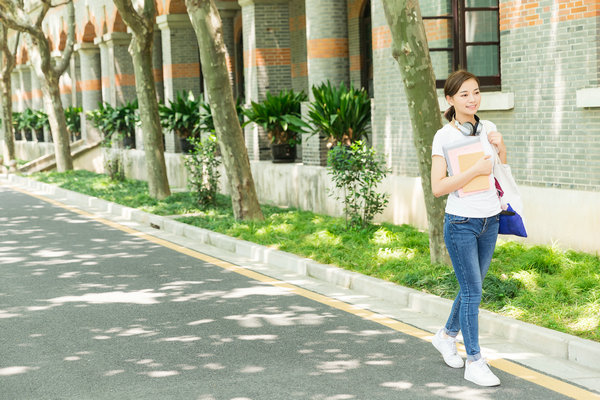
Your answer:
[8,184,600,400]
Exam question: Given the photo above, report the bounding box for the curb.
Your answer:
[6,174,600,372]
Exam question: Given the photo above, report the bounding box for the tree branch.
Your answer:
[53,0,74,75]
[113,0,150,36]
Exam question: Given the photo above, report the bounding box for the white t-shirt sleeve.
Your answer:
[431,129,446,157]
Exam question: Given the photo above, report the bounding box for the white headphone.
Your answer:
[454,115,482,136]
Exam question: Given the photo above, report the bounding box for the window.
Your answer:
[359,0,373,98]
[422,0,500,89]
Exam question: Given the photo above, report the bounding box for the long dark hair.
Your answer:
[443,70,480,122]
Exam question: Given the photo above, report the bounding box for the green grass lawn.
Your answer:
[34,170,600,342]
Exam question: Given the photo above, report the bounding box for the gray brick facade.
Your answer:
[5,0,599,191]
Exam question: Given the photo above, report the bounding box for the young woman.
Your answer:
[430,70,506,387]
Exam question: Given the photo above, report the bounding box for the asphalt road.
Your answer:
[0,186,581,400]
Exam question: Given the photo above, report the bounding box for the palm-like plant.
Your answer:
[64,106,82,140]
[307,81,371,147]
[159,91,202,139]
[87,101,138,147]
[243,89,308,147]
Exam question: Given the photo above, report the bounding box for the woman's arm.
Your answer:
[431,154,493,198]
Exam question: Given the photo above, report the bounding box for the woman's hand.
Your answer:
[473,154,493,176]
[488,130,507,163]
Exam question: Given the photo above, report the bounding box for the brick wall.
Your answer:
[496,0,600,190]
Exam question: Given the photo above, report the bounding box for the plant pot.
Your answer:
[271,143,296,163]
[180,137,193,154]
[123,135,136,149]
[35,129,44,142]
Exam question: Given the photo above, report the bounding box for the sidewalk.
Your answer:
[4,173,600,395]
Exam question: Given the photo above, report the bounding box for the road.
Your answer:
[0,185,590,400]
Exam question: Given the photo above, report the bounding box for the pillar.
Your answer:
[95,32,136,107]
[302,0,350,166]
[157,13,202,153]
[15,64,31,111]
[240,0,292,161]
[75,42,102,142]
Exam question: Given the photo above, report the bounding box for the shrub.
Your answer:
[327,141,389,228]
[184,134,221,207]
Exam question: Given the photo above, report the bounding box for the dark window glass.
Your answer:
[424,0,500,89]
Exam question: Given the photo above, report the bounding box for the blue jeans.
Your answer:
[443,213,499,361]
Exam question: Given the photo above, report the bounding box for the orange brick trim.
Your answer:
[372,26,391,50]
[102,77,110,89]
[348,0,368,19]
[59,83,72,95]
[153,68,163,82]
[549,0,600,22]
[31,89,42,99]
[77,79,102,92]
[290,15,306,32]
[499,0,598,30]
[424,19,451,42]
[291,62,308,78]
[349,54,361,72]
[17,91,31,101]
[225,54,234,74]
[244,48,292,67]
[115,74,136,87]
[307,38,349,59]
[163,63,202,79]
[500,1,542,30]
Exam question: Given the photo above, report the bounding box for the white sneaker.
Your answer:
[464,358,501,386]
[432,328,464,368]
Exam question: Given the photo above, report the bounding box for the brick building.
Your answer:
[4,0,600,252]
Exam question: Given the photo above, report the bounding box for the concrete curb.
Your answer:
[6,174,600,372]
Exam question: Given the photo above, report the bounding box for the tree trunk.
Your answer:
[0,1,76,172]
[40,73,72,171]
[382,0,449,264]
[0,76,15,163]
[112,0,171,200]
[0,24,16,164]
[185,0,264,221]
[131,45,171,199]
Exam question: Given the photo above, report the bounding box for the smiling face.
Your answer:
[446,78,481,123]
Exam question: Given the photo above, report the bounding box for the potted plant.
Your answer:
[12,111,22,141]
[242,89,308,163]
[65,106,82,142]
[159,91,202,154]
[88,101,138,148]
[31,110,48,142]
[19,108,36,141]
[307,81,371,148]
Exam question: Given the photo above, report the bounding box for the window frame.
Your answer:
[359,0,374,98]
[423,0,501,90]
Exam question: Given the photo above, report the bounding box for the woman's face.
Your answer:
[447,78,481,120]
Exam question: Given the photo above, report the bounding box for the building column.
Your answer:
[15,64,31,111]
[302,0,350,166]
[75,42,102,142]
[29,64,42,111]
[94,32,135,107]
[217,2,240,93]
[240,0,292,161]
[53,50,73,109]
[157,13,203,153]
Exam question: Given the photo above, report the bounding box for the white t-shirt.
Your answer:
[431,120,502,218]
